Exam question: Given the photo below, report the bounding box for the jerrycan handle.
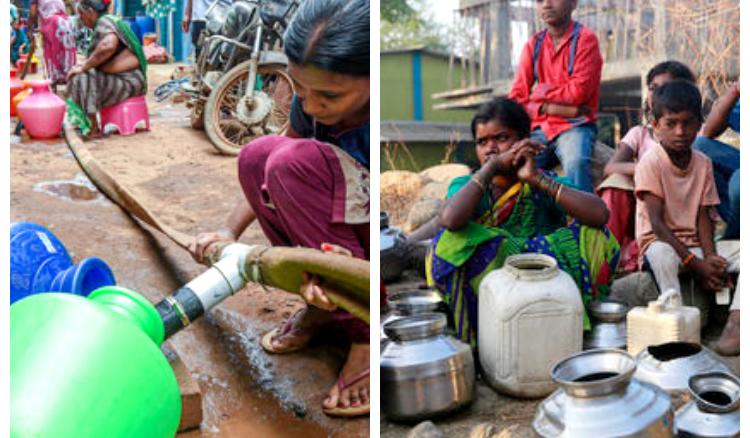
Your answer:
[648,289,682,312]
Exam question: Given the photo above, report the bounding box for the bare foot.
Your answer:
[714,309,740,356]
[268,306,331,352]
[323,342,369,410]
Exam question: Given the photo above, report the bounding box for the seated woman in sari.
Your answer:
[428,98,620,347]
[66,0,147,139]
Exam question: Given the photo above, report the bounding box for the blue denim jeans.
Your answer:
[530,123,597,192]
[693,136,740,239]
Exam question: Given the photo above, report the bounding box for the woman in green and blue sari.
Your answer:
[66,0,147,138]
[428,98,620,347]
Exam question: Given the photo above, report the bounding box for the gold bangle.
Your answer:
[554,184,564,203]
[470,174,486,193]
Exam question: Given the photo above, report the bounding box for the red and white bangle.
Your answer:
[682,253,696,266]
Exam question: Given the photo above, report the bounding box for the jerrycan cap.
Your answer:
[88,286,164,345]
[648,289,682,313]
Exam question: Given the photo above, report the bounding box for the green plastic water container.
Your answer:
[11,286,181,437]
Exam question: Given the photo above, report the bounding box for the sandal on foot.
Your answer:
[322,368,370,417]
[260,310,313,354]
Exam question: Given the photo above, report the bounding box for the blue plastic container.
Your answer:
[135,15,155,43]
[10,222,116,304]
[123,17,140,41]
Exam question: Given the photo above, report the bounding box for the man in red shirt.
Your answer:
[508,0,603,192]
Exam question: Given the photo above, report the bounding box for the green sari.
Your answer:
[66,14,147,135]
[427,173,621,347]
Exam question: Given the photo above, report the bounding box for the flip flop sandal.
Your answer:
[260,310,313,354]
[322,368,370,417]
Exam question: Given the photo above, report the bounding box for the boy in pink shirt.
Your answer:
[599,61,695,272]
[635,81,738,306]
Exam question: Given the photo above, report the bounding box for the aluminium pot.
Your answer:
[380,221,408,283]
[674,372,739,437]
[533,349,673,437]
[584,300,628,350]
[381,289,447,346]
[381,313,474,422]
[634,342,732,394]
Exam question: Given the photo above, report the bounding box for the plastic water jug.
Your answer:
[17,79,66,139]
[627,289,700,356]
[478,254,583,398]
[10,286,181,437]
[10,222,116,303]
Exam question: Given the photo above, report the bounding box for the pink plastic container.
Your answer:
[17,80,66,139]
[100,95,150,136]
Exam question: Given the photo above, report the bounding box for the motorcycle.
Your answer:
[201,0,297,155]
[186,0,260,130]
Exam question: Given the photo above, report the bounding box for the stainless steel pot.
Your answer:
[381,313,475,422]
[533,349,673,437]
[381,290,445,345]
[584,300,627,350]
[634,342,732,394]
[380,223,408,283]
[675,372,740,437]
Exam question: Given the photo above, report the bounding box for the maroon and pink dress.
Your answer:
[598,125,659,271]
[238,95,370,342]
[32,0,77,84]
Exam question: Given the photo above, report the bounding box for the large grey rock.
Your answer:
[418,181,450,202]
[381,171,426,198]
[407,421,444,438]
[404,199,442,233]
[420,163,471,183]
[381,170,427,227]
[609,272,659,309]
[609,272,711,327]
[553,141,613,188]
[591,141,614,188]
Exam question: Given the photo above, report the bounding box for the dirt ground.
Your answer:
[11,64,367,437]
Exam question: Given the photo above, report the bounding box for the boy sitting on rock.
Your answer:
[635,81,739,314]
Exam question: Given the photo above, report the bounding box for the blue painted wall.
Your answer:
[411,51,423,121]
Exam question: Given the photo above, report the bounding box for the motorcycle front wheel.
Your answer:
[204,61,294,156]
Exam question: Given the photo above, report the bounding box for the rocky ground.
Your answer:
[11,64,367,437]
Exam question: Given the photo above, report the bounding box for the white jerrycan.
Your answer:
[478,254,583,398]
[627,289,701,356]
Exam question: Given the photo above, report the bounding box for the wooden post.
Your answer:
[489,0,512,81]
[479,8,488,84]
[653,0,666,60]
